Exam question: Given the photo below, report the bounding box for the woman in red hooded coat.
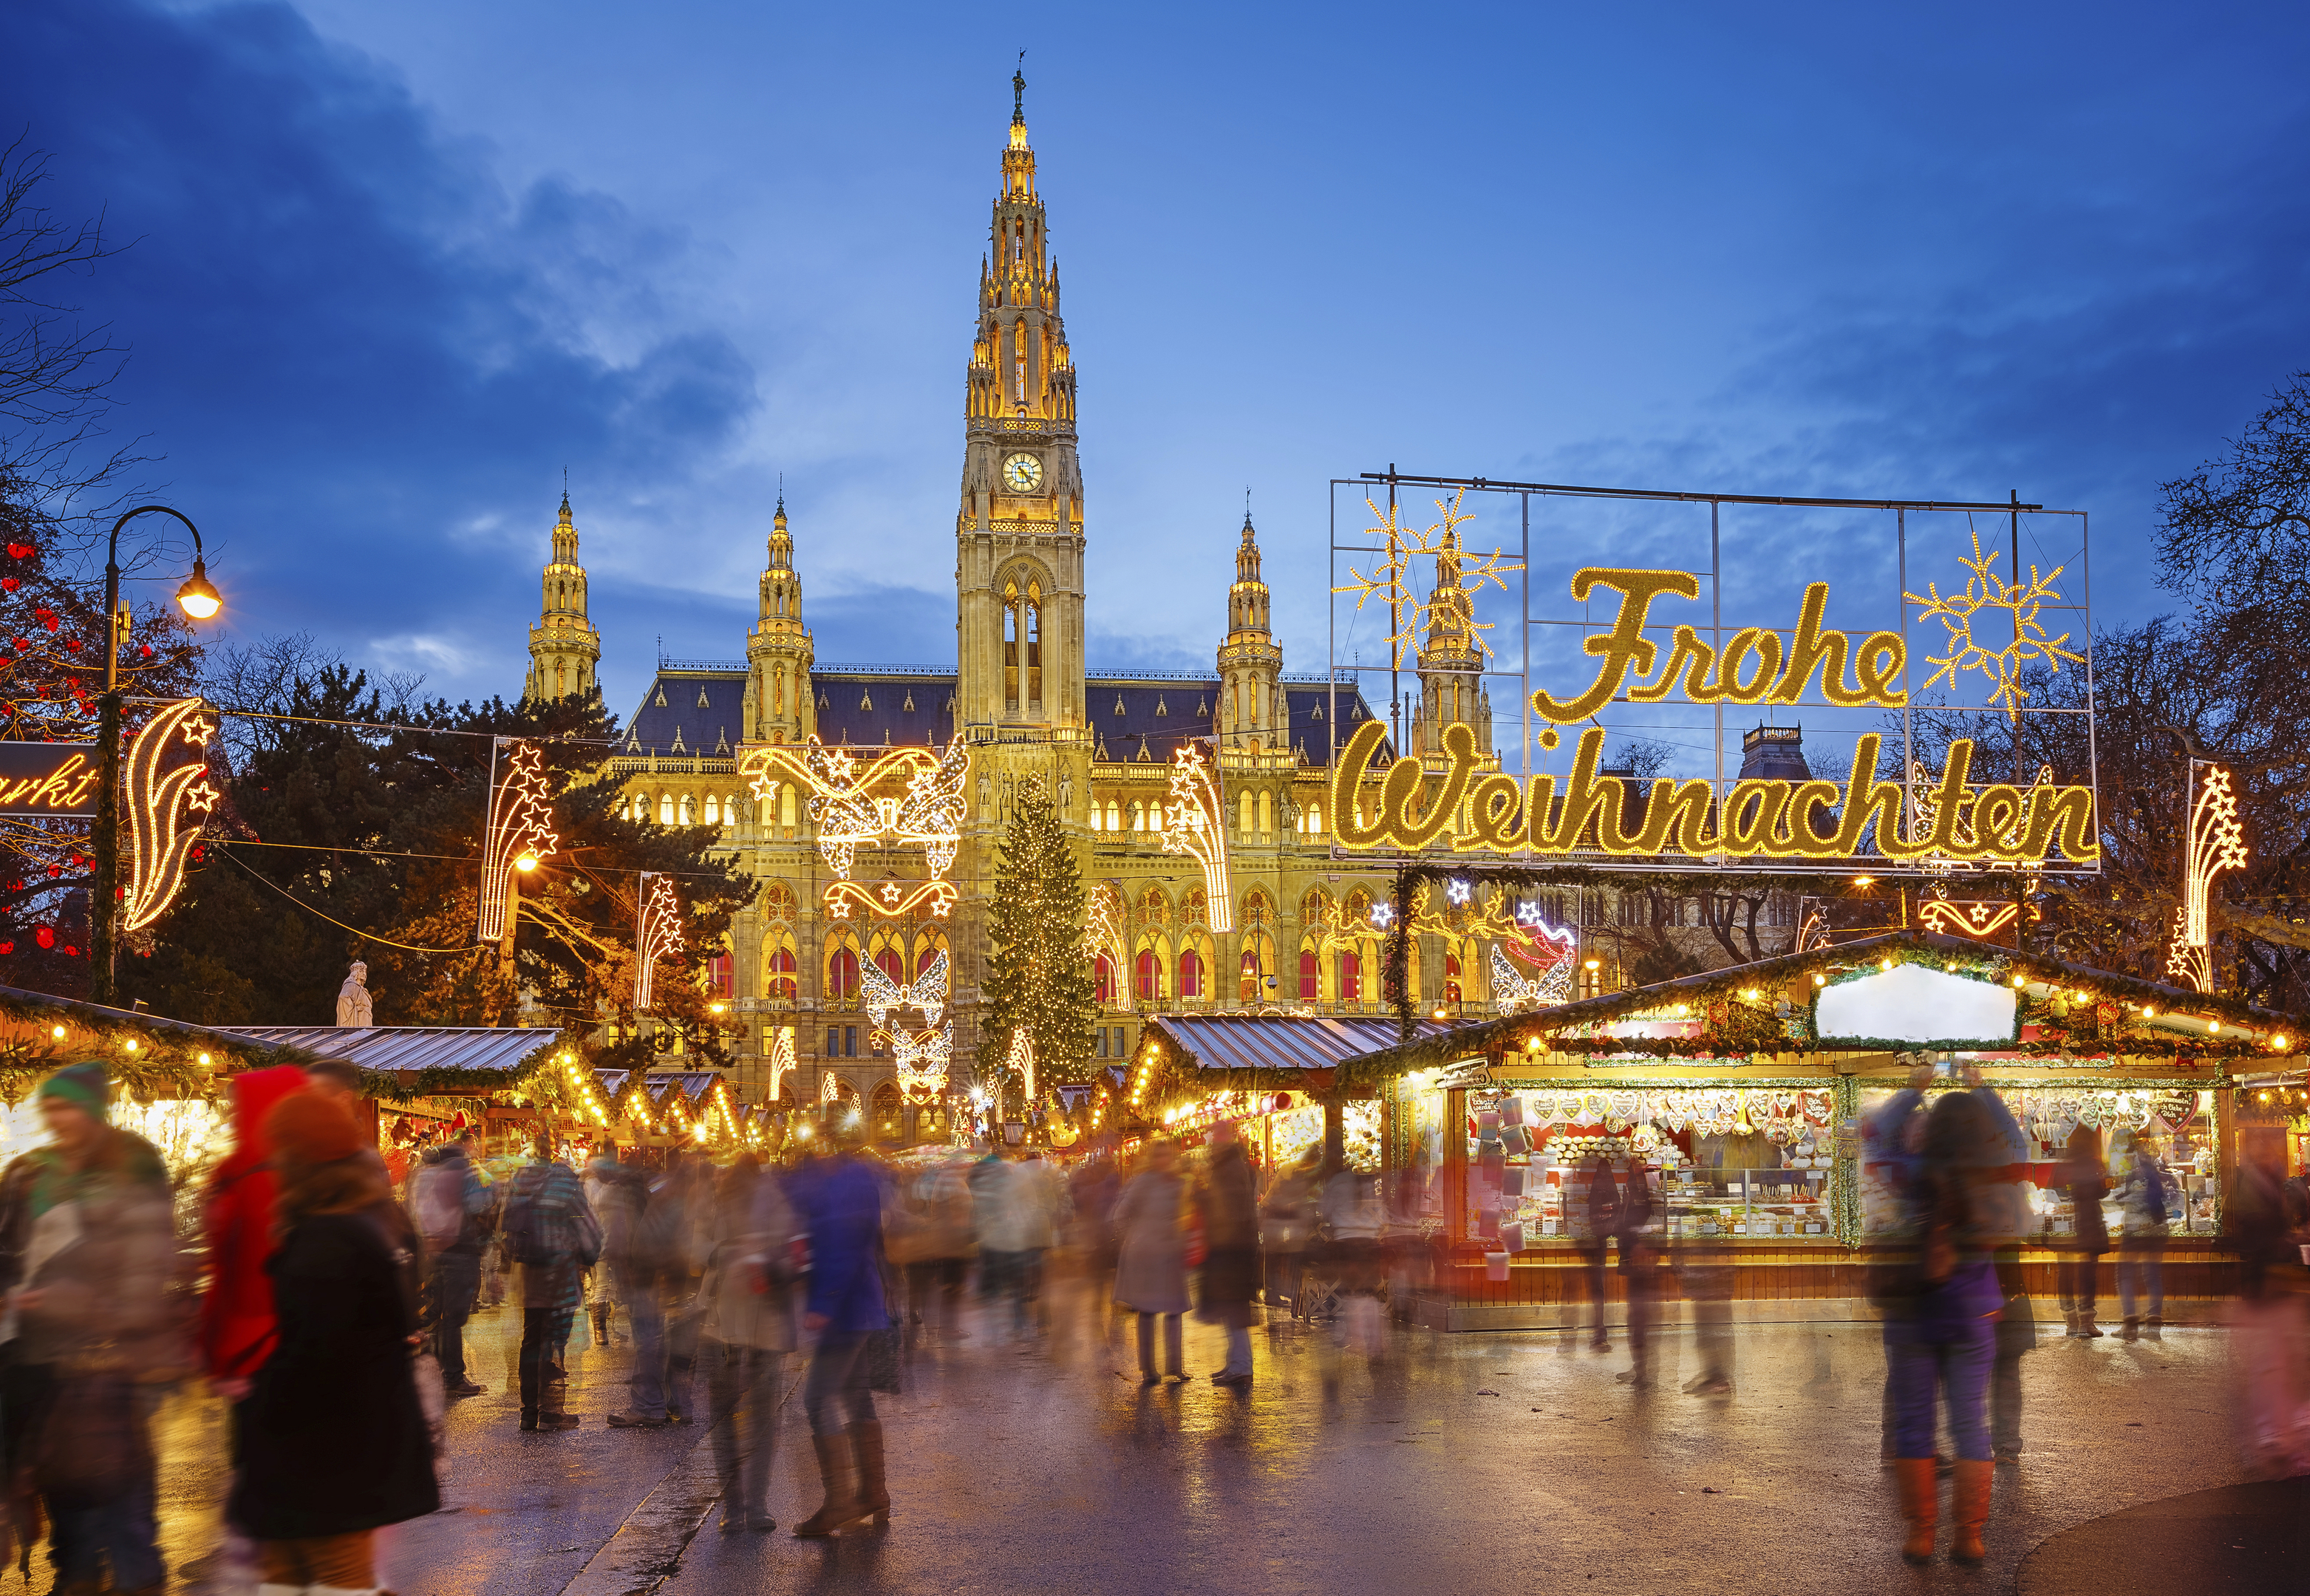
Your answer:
[201,1065,312,1392]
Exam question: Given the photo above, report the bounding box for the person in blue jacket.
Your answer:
[785,1121,892,1537]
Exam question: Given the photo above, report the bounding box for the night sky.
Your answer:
[6,1,2306,743]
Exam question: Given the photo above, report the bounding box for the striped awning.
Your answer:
[1143,1013,1462,1095]
[219,1026,553,1078]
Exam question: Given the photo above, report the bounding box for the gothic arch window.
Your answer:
[1338,946,1364,1003]
[1179,887,1208,927]
[1299,944,1321,1003]
[703,794,720,825]
[1258,791,1274,835]
[1129,799,1145,831]
[658,794,675,826]
[1026,585,1042,708]
[780,786,797,830]
[765,941,798,1001]
[1238,791,1254,836]
[1136,885,1171,927]
[1003,584,1019,710]
[1134,943,1167,1001]
[1105,799,1120,831]
[825,939,860,1006]
[679,794,695,825]
[913,929,950,981]
[1179,946,1204,1000]
[1094,952,1116,1006]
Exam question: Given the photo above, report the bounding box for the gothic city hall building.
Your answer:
[521,83,1530,1130]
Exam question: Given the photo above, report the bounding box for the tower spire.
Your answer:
[1013,52,1026,126]
[525,488,599,703]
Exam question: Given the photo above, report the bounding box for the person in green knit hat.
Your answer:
[0,1060,177,1596]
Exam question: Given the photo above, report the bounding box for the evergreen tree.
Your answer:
[981,777,1097,1095]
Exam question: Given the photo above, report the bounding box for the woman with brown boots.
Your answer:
[1877,1088,2004,1566]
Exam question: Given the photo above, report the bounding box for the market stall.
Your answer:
[1340,930,2300,1331]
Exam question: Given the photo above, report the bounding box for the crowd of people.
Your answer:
[0,1055,2301,1592]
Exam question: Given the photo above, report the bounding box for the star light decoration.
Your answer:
[864,947,953,1102]
[478,739,557,946]
[1002,1028,1037,1104]
[1080,881,1128,982]
[1332,488,1521,666]
[2165,761,2249,993]
[633,871,684,1013]
[120,698,222,933]
[1157,740,1233,933]
[1904,527,2085,722]
[740,732,968,920]
[765,1024,797,1105]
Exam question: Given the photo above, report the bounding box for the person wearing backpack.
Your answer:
[497,1139,601,1433]
[413,1133,491,1397]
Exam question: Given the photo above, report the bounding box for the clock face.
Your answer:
[1001,452,1044,494]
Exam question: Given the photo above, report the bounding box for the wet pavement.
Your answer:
[148,1285,2268,1596]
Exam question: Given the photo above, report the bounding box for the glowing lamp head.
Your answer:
[1584,958,1601,972]
[709,1002,727,1015]
[514,853,538,873]
[2272,1034,2290,1051]
[2142,1006,2156,1020]
[1853,876,1875,887]
[1811,975,1826,988]
[2208,1020,2220,1034]
[1430,1006,1447,1023]
[123,1039,136,1052]
[197,1052,211,1066]
[1880,958,1894,972]
[50,1025,64,1040]
[2011,975,2027,989]
[174,559,222,621]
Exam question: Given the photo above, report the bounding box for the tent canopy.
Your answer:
[1145,1012,1458,1097]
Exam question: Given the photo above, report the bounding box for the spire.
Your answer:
[526,486,599,703]
[1012,53,1026,126]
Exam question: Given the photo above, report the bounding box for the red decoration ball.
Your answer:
[34,926,53,949]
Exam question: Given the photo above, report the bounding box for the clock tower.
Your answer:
[955,69,1086,735]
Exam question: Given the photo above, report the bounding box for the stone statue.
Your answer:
[978,773,992,815]
[1059,767,1074,809]
[335,961,374,1027]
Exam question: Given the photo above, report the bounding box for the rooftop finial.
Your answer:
[1012,52,1026,125]
[1242,486,1255,538]
[777,470,785,516]
[558,468,571,523]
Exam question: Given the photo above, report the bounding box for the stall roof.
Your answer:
[1336,929,2306,1088]
[0,983,361,1072]
[219,1026,551,1078]
[1145,1013,1458,1093]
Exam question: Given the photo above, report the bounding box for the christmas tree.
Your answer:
[981,776,1097,1095]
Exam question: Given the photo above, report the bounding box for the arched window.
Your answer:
[1003,584,1020,709]
[1088,802,1102,832]
[706,953,732,999]
[1130,800,1145,831]
[1258,791,1274,834]
[875,946,904,986]
[1239,946,1262,1001]
[1135,948,1164,1001]
[703,793,720,825]
[1095,952,1116,1005]
[1106,799,1120,831]
[1306,802,1323,834]
[1238,791,1255,835]
[766,946,797,1000]
[1338,949,1363,1003]
[780,786,797,829]
[678,794,695,825]
[658,794,675,825]
[1300,948,1320,1003]
[827,947,859,1003]
[1179,947,1203,999]
[1026,587,1042,706]
[870,1081,904,1141]
[1444,950,1462,1004]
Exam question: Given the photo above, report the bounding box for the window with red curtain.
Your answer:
[1338,949,1361,1002]
[875,947,904,986]
[1095,953,1115,1005]
[1135,948,1164,1000]
[1179,949,1203,999]
[767,947,797,1000]
[1444,951,1462,1003]
[707,954,732,999]
[828,947,859,1000]
[1299,949,1319,1002]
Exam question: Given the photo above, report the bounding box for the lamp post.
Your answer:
[90,505,220,1005]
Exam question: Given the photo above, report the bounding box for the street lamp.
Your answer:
[91,505,220,1003]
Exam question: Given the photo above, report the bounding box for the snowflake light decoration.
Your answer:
[1904,527,2085,721]
[1333,488,1521,666]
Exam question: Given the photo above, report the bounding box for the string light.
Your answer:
[1157,740,1233,933]
[633,872,684,1012]
[740,732,969,914]
[766,1025,796,1104]
[2167,761,2249,995]
[478,739,556,945]
[120,698,222,932]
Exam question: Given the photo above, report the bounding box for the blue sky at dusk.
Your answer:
[5,1,2307,742]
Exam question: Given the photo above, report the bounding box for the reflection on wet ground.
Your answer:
[151,1273,2257,1596]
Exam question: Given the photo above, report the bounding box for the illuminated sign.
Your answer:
[0,743,104,818]
[120,700,221,932]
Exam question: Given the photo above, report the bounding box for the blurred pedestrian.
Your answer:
[2057,1128,2108,1337]
[182,1063,307,1588]
[607,1157,686,1428]
[0,1063,178,1596]
[1069,1150,1122,1322]
[1196,1122,1260,1387]
[1615,1157,1661,1390]
[788,1128,892,1537]
[1113,1141,1188,1383]
[1259,1150,1318,1315]
[1577,1153,1621,1351]
[2115,1136,2170,1341]
[978,1152,1060,1342]
[699,1156,797,1533]
[497,1137,602,1432]
[2225,1141,2310,1475]
[1319,1163,1384,1357]
[231,1089,438,1595]
[1962,1067,2036,1462]
[1883,1090,2005,1566]
[897,1158,973,1347]
[411,1130,491,1397]
[582,1142,629,1346]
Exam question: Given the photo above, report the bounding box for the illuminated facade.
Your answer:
[562,81,1533,1118]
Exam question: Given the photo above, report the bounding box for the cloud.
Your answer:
[2,0,758,700]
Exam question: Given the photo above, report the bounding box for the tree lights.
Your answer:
[982,777,1097,1091]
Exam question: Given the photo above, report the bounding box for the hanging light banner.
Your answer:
[0,743,103,817]
[1326,474,2102,874]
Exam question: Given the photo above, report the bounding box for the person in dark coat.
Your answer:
[230,1090,438,1594]
[1195,1123,1261,1388]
